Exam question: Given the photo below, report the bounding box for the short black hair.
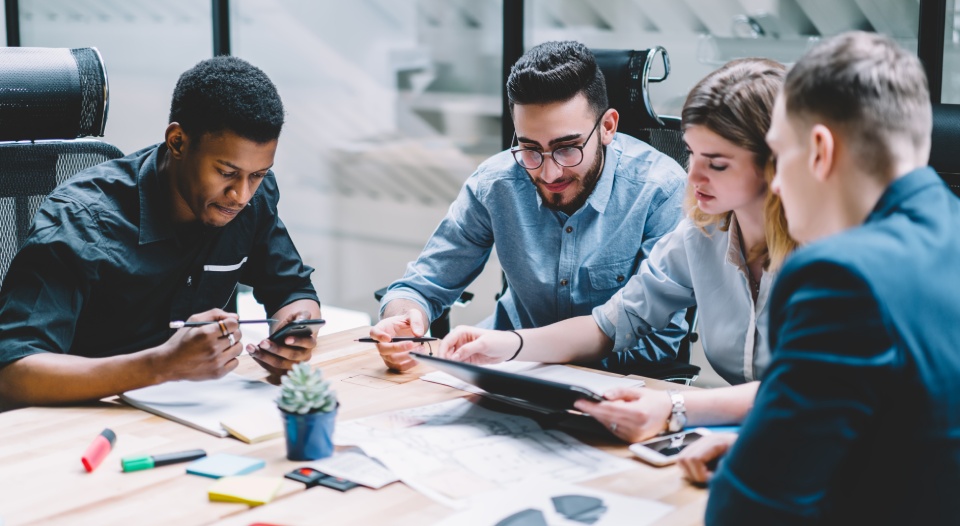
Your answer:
[169,56,284,143]
[506,41,607,118]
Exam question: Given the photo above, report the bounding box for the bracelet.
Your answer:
[506,330,524,361]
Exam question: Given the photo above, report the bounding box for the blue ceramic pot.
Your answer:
[281,406,337,461]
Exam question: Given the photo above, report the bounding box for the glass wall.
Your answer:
[527,0,921,117]
[9,0,938,327]
[230,0,506,323]
[14,0,507,324]
[944,0,960,103]
[18,0,213,154]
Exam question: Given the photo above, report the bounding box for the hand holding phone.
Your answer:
[267,319,326,343]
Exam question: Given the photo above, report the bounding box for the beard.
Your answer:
[534,144,605,215]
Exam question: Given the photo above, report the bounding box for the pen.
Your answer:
[169,319,277,329]
[355,337,438,343]
[82,428,116,473]
[121,449,207,472]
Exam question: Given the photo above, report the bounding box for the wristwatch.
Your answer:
[666,390,687,433]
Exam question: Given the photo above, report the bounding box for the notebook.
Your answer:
[208,476,283,506]
[119,373,280,437]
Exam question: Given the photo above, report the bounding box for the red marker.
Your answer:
[82,428,116,473]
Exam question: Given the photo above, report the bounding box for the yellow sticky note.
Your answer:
[207,476,283,506]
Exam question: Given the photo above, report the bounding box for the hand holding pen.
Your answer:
[169,319,277,329]
[368,309,434,371]
[157,309,246,382]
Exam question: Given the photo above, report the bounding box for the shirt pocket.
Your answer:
[197,256,248,310]
[585,257,633,305]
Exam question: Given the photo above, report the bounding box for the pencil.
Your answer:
[168,319,277,329]
[355,337,438,343]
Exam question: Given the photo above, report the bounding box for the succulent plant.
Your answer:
[277,362,337,415]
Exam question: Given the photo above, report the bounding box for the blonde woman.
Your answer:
[438,58,796,442]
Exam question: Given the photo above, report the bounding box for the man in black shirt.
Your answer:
[0,57,320,407]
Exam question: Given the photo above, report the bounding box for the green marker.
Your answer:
[121,449,207,472]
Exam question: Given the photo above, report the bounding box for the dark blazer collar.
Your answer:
[867,166,942,222]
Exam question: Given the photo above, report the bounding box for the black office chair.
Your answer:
[929,103,960,197]
[593,47,688,168]
[0,47,124,285]
[593,47,699,384]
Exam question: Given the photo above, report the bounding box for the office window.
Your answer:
[18,0,213,154]
[232,0,505,322]
[526,0,921,117]
[944,0,960,103]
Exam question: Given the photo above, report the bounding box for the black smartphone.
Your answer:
[268,319,326,343]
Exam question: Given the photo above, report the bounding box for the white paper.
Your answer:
[119,374,279,437]
[433,480,674,526]
[421,362,644,398]
[335,399,635,508]
[308,448,399,489]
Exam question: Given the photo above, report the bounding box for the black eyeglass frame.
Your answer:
[509,111,608,170]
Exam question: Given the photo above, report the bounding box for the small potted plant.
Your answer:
[277,362,338,461]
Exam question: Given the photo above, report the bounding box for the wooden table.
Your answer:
[0,326,707,525]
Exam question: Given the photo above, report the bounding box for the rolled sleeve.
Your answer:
[591,291,619,340]
[0,199,101,368]
[378,286,432,320]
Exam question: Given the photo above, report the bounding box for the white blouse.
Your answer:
[592,216,773,385]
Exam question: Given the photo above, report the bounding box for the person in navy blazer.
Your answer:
[678,31,960,524]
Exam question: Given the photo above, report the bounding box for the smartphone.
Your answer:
[268,319,326,343]
[628,429,708,466]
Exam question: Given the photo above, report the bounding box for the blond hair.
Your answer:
[681,58,797,271]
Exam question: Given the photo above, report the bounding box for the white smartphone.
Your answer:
[628,428,709,466]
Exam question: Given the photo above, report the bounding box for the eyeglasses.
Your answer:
[510,113,605,170]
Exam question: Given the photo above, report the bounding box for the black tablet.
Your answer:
[411,352,604,412]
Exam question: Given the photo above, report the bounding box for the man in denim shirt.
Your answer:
[372,41,687,372]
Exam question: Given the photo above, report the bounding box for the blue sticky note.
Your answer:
[186,453,265,479]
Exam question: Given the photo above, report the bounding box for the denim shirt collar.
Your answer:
[138,144,175,245]
[585,138,621,215]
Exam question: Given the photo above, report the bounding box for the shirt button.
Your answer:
[616,275,625,282]
[560,279,569,286]
[565,226,573,233]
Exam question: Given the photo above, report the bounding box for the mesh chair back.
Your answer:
[593,47,688,169]
[593,47,698,380]
[930,103,960,197]
[0,47,123,284]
